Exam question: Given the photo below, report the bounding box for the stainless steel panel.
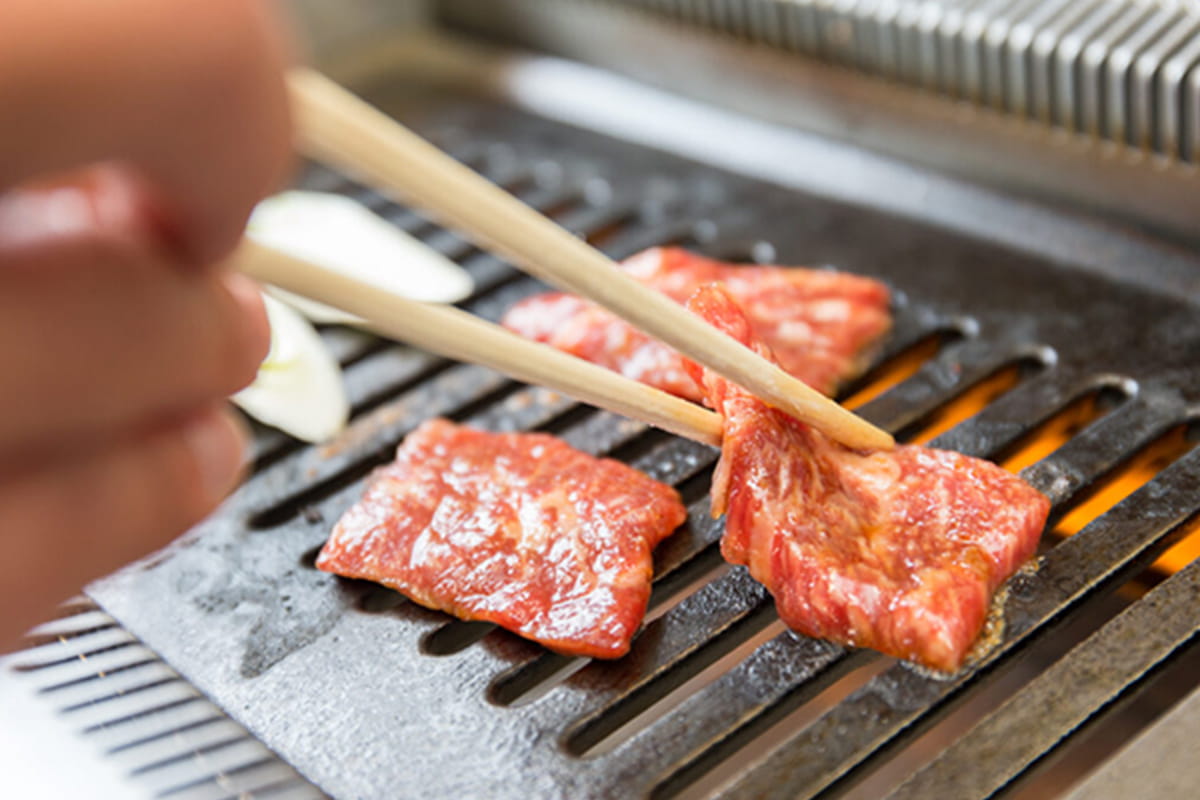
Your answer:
[1129,15,1199,150]
[1103,9,1180,143]
[933,0,990,95]
[979,0,1047,111]
[1027,0,1103,124]
[1154,33,1200,158]
[1077,4,1154,136]
[1051,1,1126,128]
[1186,57,1200,159]
[1005,0,1080,117]
[915,1,951,89]
[960,0,1022,102]
[577,0,1200,162]
[893,1,932,86]
[783,0,822,53]
[865,0,905,76]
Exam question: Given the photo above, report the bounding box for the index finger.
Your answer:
[0,0,293,264]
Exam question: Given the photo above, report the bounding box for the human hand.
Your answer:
[0,0,293,646]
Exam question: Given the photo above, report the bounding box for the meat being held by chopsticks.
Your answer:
[502,247,892,401]
[684,286,1049,672]
[316,419,687,659]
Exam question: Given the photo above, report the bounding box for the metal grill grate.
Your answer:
[67,76,1200,798]
[7,52,1200,798]
[2,601,324,799]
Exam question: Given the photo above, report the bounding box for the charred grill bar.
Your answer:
[5,2,1200,798]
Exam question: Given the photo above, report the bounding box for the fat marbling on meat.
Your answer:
[503,247,891,401]
[317,419,688,658]
[685,286,1049,671]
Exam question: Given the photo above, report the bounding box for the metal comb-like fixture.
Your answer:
[437,0,1200,244]
[586,0,1200,161]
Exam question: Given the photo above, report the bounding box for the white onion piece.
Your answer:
[232,294,349,443]
[247,190,474,324]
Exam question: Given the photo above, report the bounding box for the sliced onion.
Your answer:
[232,294,349,443]
[247,190,474,324]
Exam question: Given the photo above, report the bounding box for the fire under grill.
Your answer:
[7,15,1200,800]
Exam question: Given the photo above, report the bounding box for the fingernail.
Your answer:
[0,186,97,245]
[0,165,145,247]
[184,410,250,503]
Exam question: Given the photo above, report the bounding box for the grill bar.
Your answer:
[887,555,1200,799]
[11,626,138,670]
[247,364,513,524]
[854,338,1045,435]
[923,371,1088,459]
[135,739,283,796]
[64,681,205,732]
[1020,397,1185,504]
[164,762,314,800]
[112,719,249,774]
[535,569,772,717]
[97,701,226,754]
[15,644,160,691]
[639,635,850,790]
[48,661,179,712]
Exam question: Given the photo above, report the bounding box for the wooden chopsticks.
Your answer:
[286,68,893,452]
[235,240,724,447]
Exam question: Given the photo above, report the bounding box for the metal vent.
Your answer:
[2,602,322,799]
[579,0,1200,162]
[64,68,1200,799]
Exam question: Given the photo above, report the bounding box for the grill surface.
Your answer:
[52,46,1200,800]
